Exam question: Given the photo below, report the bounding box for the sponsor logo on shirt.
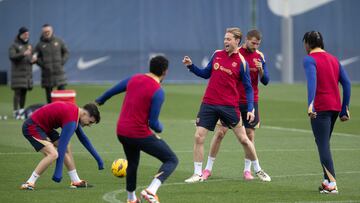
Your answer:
[219,66,233,75]
[214,63,233,75]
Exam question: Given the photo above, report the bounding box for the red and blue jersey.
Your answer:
[31,102,79,133]
[188,49,254,111]
[96,74,165,138]
[238,47,269,103]
[28,102,103,182]
[303,51,351,114]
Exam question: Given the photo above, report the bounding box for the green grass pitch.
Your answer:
[0,84,359,202]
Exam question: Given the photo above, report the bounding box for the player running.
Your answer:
[96,56,178,203]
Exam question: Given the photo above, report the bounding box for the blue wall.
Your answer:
[1,0,359,83]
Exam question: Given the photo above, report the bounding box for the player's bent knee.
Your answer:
[238,137,250,146]
[216,131,226,140]
[173,155,179,166]
[168,155,179,171]
[48,151,58,160]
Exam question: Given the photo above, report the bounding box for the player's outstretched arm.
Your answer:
[52,122,77,182]
[75,126,104,169]
[339,64,351,121]
[183,55,213,79]
[95,77,131,105]
[149,88,165,133]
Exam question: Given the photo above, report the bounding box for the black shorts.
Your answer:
[239,102,260,128]
[22,118,60,151]
[196,103,240,131]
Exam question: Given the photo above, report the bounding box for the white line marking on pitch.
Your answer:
[262,125,359,138]
[1,125,359,156]
[2,147,360,155]
[102,171,360,203]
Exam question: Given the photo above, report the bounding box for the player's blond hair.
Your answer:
[226,27,243,43]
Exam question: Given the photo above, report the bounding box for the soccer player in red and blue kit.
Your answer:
[202,29,271,182]
[303,31,351,194]
[183,27,270,183]
[20,102,103,190]
[96,56,178,203]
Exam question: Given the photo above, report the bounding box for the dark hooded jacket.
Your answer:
[9,36,33,89]
[35,35,69,88]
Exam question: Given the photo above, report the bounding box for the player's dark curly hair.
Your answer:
[303,31,324,49]
[149,55,169,77]
[83,103,100,123]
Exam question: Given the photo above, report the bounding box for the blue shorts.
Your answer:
[196,103,240,131]
[239,102,260,128]
[22,118,60,151]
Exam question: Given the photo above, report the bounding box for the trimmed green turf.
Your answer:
[0,84,359,203]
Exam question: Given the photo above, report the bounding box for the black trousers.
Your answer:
[13,88,27,111]
[118,135,178,192]
[310,111,338,181]
[45,85,66,103]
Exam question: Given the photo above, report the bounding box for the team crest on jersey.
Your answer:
[54,42,59,46]
[19,45,23,49]
[232,62,237,67]
[42,45,47,48]
[214,63,220,70]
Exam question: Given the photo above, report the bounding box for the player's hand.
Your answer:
[339,108,350,122]
[247,111,255,123]
[255,59,264,76]
[308,112,317,119]
[340,115,349,122]
[95,100,103,106]
[182,56,192,66]
[307,104,316,119]
[98,162,104,170]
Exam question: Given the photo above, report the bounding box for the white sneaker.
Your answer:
[140,189,159,203]
[184,174,203,183]
[255,170,271,182]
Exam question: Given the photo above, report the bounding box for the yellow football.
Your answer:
[111,158,128,177]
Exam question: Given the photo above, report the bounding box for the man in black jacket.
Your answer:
[9,26,36,119]
[35,24,69,103]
